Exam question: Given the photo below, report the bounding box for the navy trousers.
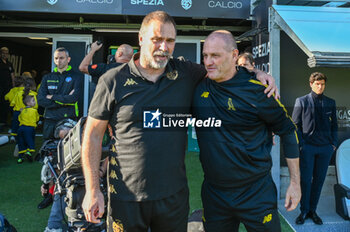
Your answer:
[17,125,35,155]
[300,143,334,213]
[11,110,20,137]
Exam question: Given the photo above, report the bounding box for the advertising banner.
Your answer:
[0,0,250,19]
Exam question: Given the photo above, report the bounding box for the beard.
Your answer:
[146,50,170,69]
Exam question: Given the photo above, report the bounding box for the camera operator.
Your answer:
[42,119,76,232]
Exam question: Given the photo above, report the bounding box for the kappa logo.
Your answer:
[201,92,209,98]
[123,78,138,86]
[181,0,192,10]
[263,213,272,224]
[228,98,236,111]
[47,0,58,5]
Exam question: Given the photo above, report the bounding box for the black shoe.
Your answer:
[307,211,323,225]
[37,195,53,209]
[295,213,308,225]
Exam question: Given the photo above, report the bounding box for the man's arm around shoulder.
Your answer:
[82,116,108,223]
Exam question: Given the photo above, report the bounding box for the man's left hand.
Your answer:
[255,70,280,99]
[284,181,301,211]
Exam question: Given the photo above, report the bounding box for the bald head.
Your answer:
[115,44,133,63]
[206,30,237,52]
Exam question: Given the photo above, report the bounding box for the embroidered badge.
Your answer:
[166,70,178,80]
[228,98,236,111]
[113,219,124,232]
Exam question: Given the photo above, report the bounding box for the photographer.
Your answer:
[41,119,76,232]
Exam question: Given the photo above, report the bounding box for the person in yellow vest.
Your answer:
[16,89,39,164]
[5,75,25,140]
[10,77,37,157]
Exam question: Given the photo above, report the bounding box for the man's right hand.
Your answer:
[91,41,103,52]
[82,189,105,223]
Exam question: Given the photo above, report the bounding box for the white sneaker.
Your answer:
[13,144,19,157]
[43,227,63,232]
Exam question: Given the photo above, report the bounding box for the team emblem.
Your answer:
[65,77,72,82]
[47,0,58,5]
[166,70,178,80]
[228,98,236,111]
[113,219,124,232]
[181,0,192,10]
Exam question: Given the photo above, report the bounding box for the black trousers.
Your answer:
[202,174,281,232]
[43,119,58,140]
[300,143,334,213]
[0,87,10,124]
[107,187,189,232]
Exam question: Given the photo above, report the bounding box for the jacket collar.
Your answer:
[54,65,72,73]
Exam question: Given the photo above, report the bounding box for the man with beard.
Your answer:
[81,11,278,232]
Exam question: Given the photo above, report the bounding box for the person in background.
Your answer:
[42,119,76,232]
[10,77,37,158]
[0,47,15,128]
[292,72,338,225]
[79,42,133,98]
[237,52,255,72]
[37,47,83,140]
[5,75,25,141]
[79,42,134,80]
[17,93,39,163]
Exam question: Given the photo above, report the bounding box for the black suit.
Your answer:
[292,92,337,214]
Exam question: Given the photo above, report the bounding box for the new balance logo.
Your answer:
[263,213,272,224]
[201,92,209,98]
[124,78,138,86]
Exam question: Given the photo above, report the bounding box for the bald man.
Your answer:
[79,42,133,83]
[192,30,301,232]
